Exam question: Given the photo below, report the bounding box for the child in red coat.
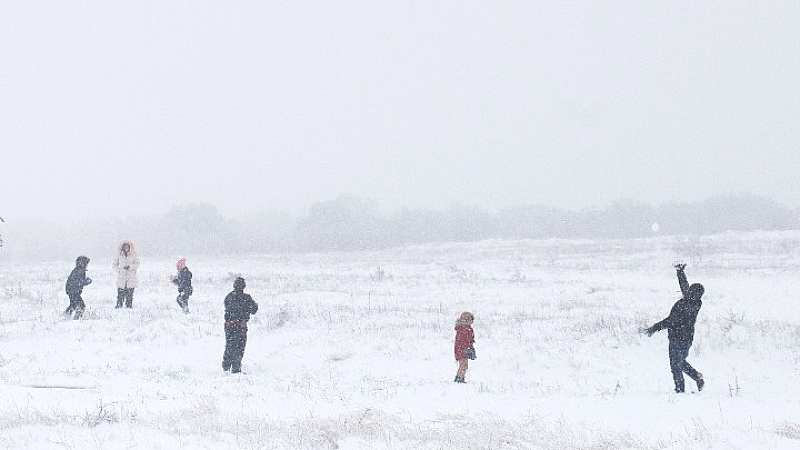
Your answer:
[453,311,475,383]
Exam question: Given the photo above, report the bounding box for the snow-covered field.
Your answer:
[1,231,800,449]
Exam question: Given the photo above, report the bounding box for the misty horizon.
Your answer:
[4,190,800,227]
[2,191,797,261]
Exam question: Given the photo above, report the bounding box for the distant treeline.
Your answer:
[3,193,799,260]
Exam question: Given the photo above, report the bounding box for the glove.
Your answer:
[674,263,686,271]
[83,278,93,286]
[644,327,654,337]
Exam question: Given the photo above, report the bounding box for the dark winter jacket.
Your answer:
[172,267,193,295]
[650,269,703,343]
[224,290,258,325]
[65,256,90,296]
[454,322,475,361]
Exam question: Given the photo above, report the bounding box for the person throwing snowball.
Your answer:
[644,263,705,393]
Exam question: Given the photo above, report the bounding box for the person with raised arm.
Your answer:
[644,263,705,393]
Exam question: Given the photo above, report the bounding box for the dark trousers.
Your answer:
[116,288,134,308]
[669,340,701,392]
[65,294,85,319]
[176,292,191,311]
[222,325,248,373]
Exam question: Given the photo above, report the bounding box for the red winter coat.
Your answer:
[454,322,475,361]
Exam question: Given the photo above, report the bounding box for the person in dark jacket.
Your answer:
[171,258,193,313]
[222,277,259,373]
[645,263,705,393]
[64,256,92,319]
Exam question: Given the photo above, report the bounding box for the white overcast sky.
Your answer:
[1,1,798,223]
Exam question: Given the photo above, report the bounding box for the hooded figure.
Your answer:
[113,240,140,308]
[65,256,91,319]
[645,264,705,393]
[222,277,259,373]
[453,311,475,383]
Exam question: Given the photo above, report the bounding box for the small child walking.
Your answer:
[64,256,92,319]
[171,258,193,313]
[222,277,259,373]
[453,311,476,383]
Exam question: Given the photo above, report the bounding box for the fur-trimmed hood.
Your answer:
[118,240,137,254]
[113,240,140,289]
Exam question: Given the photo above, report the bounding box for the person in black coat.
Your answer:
[222,277,259,373]
[64,256,92,319]
[171,258,193,313]
[645,263,705,393]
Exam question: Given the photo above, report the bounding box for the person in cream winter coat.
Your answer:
[113,240,140,308]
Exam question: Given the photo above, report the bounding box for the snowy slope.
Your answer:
[1,231,799,449]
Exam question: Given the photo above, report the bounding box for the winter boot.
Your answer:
[673,375,685,393]
[696,374,705,391]
[454,376,465,383]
